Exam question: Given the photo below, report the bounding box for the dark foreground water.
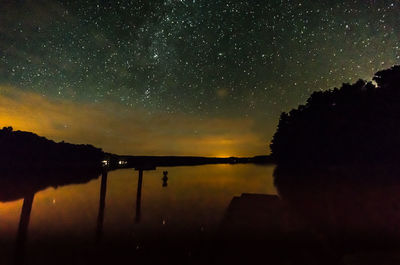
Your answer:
[3,164,400,265]
[0,164,276,265]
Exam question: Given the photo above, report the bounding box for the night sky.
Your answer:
[1,0,399,156]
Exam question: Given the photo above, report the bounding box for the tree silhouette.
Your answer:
[270,65,400,165]
[0,127,104,169]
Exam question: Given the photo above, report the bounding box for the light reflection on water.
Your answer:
[0,164,276,264]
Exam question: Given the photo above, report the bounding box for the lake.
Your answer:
[4,164,400,265]
[0,164,277,265]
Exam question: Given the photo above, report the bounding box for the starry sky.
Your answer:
[0,0,399,156]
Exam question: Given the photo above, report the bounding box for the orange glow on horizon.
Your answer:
[0,86,270,156]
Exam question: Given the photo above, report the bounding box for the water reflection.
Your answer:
[273,165,400,264]
[162,171,168,188]
[0,164,276,265]
[0,168,102,265]
[6,164,400,265]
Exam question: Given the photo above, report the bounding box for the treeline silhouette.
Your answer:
[271,65,400,165]
[0,127,104,169]
[108,154,274,169]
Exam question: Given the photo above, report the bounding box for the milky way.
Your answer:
[1,0,400,154]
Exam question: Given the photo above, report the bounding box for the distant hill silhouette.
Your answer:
[0,127,104,169]
[270,65,400,165]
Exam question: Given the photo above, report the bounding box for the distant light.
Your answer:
[118,160,127,165]
[102,160,109,166]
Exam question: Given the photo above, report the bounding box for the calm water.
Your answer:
[0,164,276,265]
[5,164,400,265]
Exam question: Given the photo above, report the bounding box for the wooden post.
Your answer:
[15,193,34,265]
[135,169,143,223]
[96,171,108,243]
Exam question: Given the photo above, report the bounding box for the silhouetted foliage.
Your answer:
[0,127,104,169]
[270,65,400,165]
